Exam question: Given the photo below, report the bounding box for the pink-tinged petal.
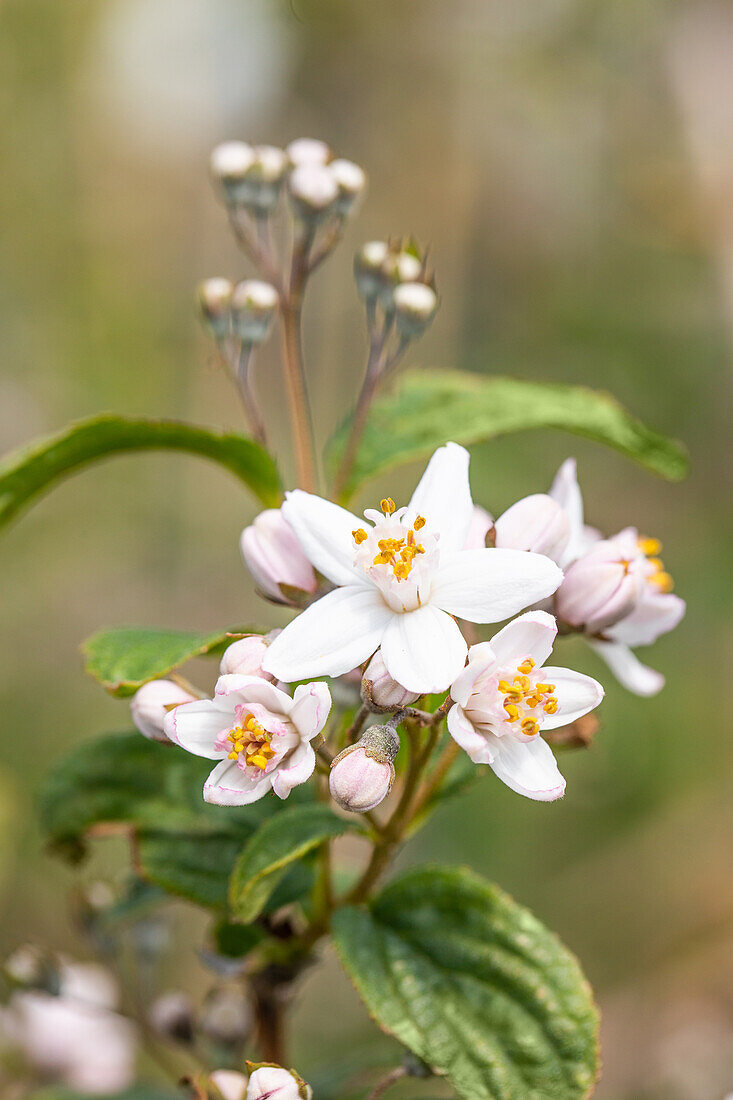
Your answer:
[608,592,685,647]
[214,674,294,715]
[589,639,665,697]
[464,505,494,550]
[408,443,473,552]
[203,760,273,805]
[450,642,496,707]
[447,705,495,764]
[263,586,393,682]
[271,743,316,798]
[484,732,566,801]
[281,490,365,587]
[380,604,467,694]
[165,700,230,758]
[549,457,583,561]
[432,548,563,623]
[290,681,332,739]
[539,666,604,729]
[488,610,558,668]
[494,494,570,561]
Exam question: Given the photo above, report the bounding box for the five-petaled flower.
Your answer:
[164,675,331,805]
[448,610,603,801]
[262,444,563,694]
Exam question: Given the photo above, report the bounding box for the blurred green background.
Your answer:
[1,1,732,1097]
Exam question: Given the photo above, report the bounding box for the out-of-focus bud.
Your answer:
[230,280,279,345]
[361,651,419,711]
[199,986,252,1049]
[494,494,570,561]
[464,505,495,550]
[4,945,59,994]
[240,509,318,605]
[210,142,256,204]
[198,278,233,339]
[286,137,331,167]
[149,991,195,1045]
[556,539,643,634]
[393,282,438,339]
[130,680,197,742]
[210,1070,249,1100]
[329,158,366,215]
[383,249,423,285]
[288,163,339,220]
[219,634,277,680]
[246,1065,312,1100]
[329,724,400,814]
[354,240,389,300]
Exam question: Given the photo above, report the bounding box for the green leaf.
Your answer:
[332,865,599,1100]
[328,369,688,499]
[229,803,354,923]
[29,1088,178,1100]
[81,625,254,697]
[0,413,282,530]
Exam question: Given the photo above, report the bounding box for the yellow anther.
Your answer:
[543,698,558,715]
[517,658,535,675]
[498,680,513,694]
[248,753,269,770]
[638,536,662,556]
[521,717,540,736]
[525,696,541,709]
[353,528,368,545]
[228,750,238,760]
[536,683,555,695]
[414,515,426,530]
[504,703,519,721]
[380,497,396,514]
[650,571,674,593]
[393,561,411,581]
[406,529,415,547]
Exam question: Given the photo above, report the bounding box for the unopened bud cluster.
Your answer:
[329,723,400,813]
[354,238,438,337]
[198,277,279,346]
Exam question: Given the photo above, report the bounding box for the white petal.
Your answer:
[380,604,467,693]
[262,586,393,682]
[165,700,229,758]
[281,490,365,587]
[290,682,332,739]
[488,610,558,668]
[607,592,685,647]
[271,743,316,798]
[214,674,293,715]
[408,443,473,552]
[549,458,585,565]
[432,549,563,623]
[447,705,495,764]
[450,641,496,707]
[539,666,604,729]
[589,639,665,697]
[203,760,273,805]
[485,732,566,801]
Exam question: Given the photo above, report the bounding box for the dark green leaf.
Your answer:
[213,918,266,958]
[0,413,282,530]
[81,625,255,697]
[328,369,688,500]
[332,865,599,1100]
[29,1088,178,1100]
[229,803,354,923]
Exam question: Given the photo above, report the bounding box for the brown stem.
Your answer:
[236,344,268,446]
[251,969,289,1064]
[227,208,283,294]
[365,1066,407,1100]
[279,299,317,491]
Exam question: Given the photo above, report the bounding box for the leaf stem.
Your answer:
[364,1066,407,1100]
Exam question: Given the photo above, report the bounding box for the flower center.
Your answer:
[352,497,427,582]
[225,712,275,770]
[498,658,558,737]
[638,535,673,593]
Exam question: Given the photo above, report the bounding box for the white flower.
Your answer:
[448,611,603,801]
[130,679,197,742]
[165,675,331,805]
[262,444,563,694]
[494,493,570,560]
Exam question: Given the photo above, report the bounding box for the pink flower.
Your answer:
[246,1065,312,1099]
[329,725,400,813]
[241,508,318,605]
[130,679,197,742]
[219,635,277,681]
[361,650,419,711]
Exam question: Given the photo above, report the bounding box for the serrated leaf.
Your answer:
[332,865,598,1100]
[81,626,255,697]
[229,804,354,923]
[328,369,688,500]
[0,413,282,531]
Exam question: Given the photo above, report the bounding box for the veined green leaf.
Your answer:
[332,865,599,1100]
[0,413,282,529]
[328,369,688,500]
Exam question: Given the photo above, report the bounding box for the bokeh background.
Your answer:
[1,1,732,1097]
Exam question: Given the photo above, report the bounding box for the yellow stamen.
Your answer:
[521,717,540,736]
[504,704,519,721]
[414,515,426,530]
[650,571,674,593]
[517,658,535,675]
[638,536,662,556]
[353,528,368,545]
[543,699,558,715]
[380,497,396,514]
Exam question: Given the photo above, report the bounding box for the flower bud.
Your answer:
[210,141,256,204]
[246,1065,312,1100]
[286,137,331,167]
[329,158,366,215]
[361,651,419,711]
[219,635,277,680]
[494,493,570,561]
[198,278,233,339]
[329,725,400,814]
[464,505,495,550]
[379,250,424,311]
[230,279,279,344]
[556,539,643,634]
[354,240,389,300]
[240,509,318,605]
[393,281,438,338]
[210,1070,248,1100]
[130,680,197,742]
[149,991,195,1045]
[241,145,288,215]
[199,986,252,1048]
[288,163,339,220]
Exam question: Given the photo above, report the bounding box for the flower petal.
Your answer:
[539,666,604,729]
[203,760,273,805]
[589,639,665,697]
[432,549,563,623]
[165,700,230,758]
[447,705,495,764]
[262,586,393,682]
[607,592,685,647]
[380,604,467,693]
[271,743,316,799]
[281,490,366,587]
[488,610,558,668]
[290,681,332,739]
[214,674,294,715]
[408,443,473,553]
[449,641,496,707]
[484,732,566,801]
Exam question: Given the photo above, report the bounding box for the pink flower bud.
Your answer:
[246,1065,312,1100]
[362,651,419,711]
[219,634,277,681]
[130,680,197,742]
[463,505,495,549]
[329,725,400,814]
[556,539,643,634]
[240,509,318,604]
[210,1071,248,1100]
[494,494,570,561]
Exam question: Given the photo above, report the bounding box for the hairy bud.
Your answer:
[230,279,279,344]
[329,725,400,813]
[330,158,367,215]
[246,1065,312,1100]
[494,494,570,561]
[393,281,438,338]
[198,278,233,339]
[361,651,419,711]
[286,137,331,167]
[130,679,197,742]
[288,163,339,220]
[556,539,643,634]
[240,509,318,605]
[219,634,277,680]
